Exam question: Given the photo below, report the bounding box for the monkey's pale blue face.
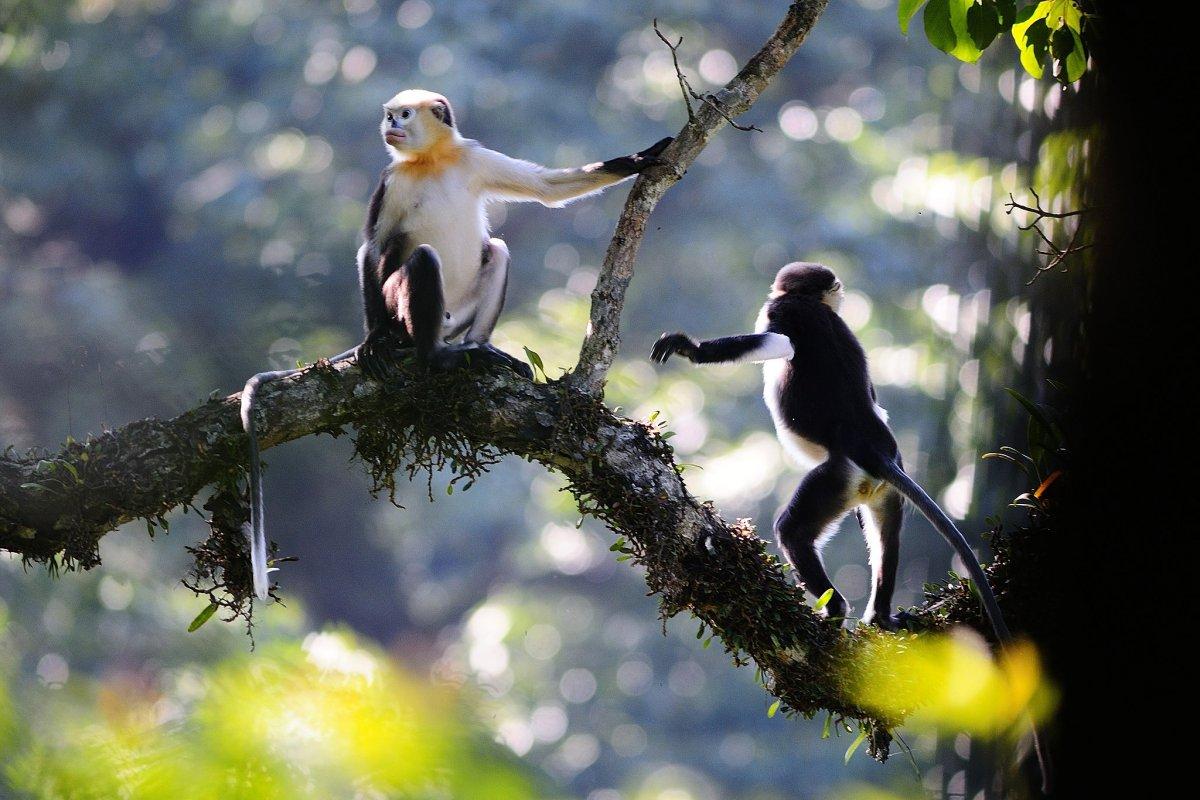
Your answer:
[381,104,421,153]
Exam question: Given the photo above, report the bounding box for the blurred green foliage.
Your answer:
[1,0,1074,797]
[1,625,540,798]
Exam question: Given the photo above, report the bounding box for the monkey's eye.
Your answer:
[385,112,394,122]
[400,108,413,120]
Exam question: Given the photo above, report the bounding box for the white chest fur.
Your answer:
[762,359,831,469]
[379,166,490,334]
[754,303,830,469]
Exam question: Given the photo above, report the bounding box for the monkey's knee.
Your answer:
[407,244,442,280]
[484,237,510,266]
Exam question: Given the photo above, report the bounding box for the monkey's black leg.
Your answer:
[860,486,905,629]
[390,244,445,363]
[775,457,856,620]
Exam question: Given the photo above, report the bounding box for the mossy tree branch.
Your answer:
[1,358,906,750]
[0,353,1040,760]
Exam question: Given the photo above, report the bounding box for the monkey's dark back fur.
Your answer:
[767,292,897,477]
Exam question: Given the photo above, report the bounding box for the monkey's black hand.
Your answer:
[651,332,698,364]
[601,137,674,177]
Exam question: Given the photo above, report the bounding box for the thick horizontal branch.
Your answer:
[2,358,900,751]
[572,0,831,395]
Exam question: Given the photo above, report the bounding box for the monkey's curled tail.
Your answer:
[880,461,1052,794]
[240,348,360,603]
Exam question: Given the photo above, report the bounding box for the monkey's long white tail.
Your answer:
[240,348,360,603]
[241,372,279,602]
[881,461,1051,794]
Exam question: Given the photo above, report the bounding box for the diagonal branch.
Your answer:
[571,1,831,396]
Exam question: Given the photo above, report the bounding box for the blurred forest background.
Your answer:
[0,1,1078,797]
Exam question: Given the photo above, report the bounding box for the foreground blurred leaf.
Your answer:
[4,630,539,799]
[846,628,1056,739]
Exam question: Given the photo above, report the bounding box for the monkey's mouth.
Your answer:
[384,130,408,144]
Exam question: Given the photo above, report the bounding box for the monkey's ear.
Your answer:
[430,101,454,128]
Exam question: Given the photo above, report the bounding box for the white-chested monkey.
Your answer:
[355,88,671,376]
[240,89,671,601]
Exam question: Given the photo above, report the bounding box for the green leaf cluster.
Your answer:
[899,0,1090,84]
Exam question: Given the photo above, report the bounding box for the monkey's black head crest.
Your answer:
[773,262,838,297]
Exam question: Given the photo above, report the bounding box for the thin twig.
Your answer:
[1005,188,1090,224]
[1005,188,1093,285]
[653,19,695,126]
[653,18,761,133]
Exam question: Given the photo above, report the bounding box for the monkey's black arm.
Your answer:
[651,331,794,365]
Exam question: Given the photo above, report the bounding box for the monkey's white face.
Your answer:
[381,104,427,154]
[823,279,845,312]
[380,89,457,159]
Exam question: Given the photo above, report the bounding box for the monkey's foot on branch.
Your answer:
[430,343,533,381]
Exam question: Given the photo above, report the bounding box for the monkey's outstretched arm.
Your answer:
[472,137,672,207]
[651,331,794,365]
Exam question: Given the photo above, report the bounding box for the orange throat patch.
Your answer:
[393,138,464,179]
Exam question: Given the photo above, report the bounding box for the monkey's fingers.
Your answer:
[651,332,695,364]
[638,136,674,162]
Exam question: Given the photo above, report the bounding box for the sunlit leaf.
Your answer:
[522,346,546,382]
[844,727,868,763]
[767,699,782,718]
[923,0,958,53]
[1060,27,1087,83]
[1012,2,1054,78]
[187,602,219,632]
[923,0,982,62]
[813,587,835,612]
